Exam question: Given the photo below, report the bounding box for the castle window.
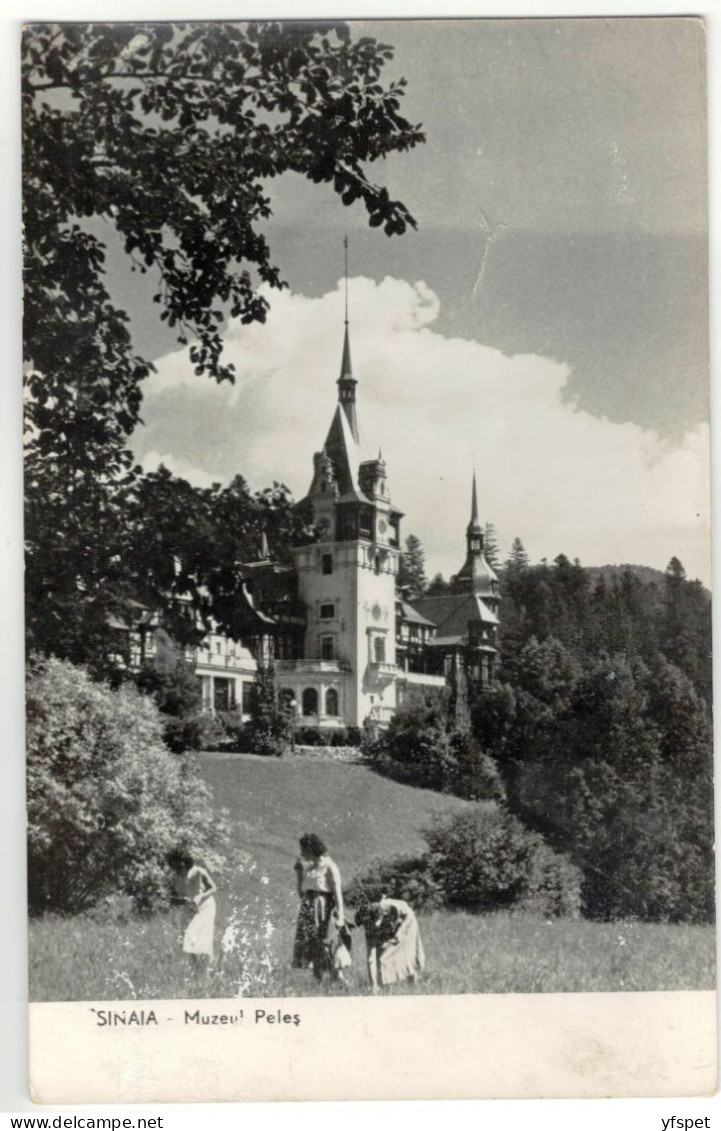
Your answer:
[302,688,318,717]
[320,635,335,661]
[374,554,381,576]
[322,554,333,575]
[320,602,336,620]
[213,677,235,713]
[241,681,253,714]
[373,636,386,664]
[325,688,339,716]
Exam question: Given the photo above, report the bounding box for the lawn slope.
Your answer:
[28,753,716,1001]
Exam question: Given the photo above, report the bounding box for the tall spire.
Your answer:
[467,471,482,535]
[337,234,359,441]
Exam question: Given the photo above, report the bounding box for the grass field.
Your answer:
[28,753,716,1001]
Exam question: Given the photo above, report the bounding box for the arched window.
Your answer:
[374,636,386,663]
[302,688,318,717]
[325,688,339,717]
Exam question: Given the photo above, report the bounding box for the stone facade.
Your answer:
[139,318,502,731]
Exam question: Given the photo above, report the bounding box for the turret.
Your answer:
[453,472,500,604]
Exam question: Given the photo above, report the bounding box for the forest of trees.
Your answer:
[392,533,714,924]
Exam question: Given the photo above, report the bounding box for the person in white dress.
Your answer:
[169,851,217,967]
[355,896,425,992]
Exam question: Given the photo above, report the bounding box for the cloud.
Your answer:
[133,277,711,585]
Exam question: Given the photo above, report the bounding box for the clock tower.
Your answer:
[289,293,403,729]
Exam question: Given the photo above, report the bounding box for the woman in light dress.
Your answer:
[355,896,425,993]
[292,833,351,983]
[169,851,217,967]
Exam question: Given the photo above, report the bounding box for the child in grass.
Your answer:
[169,851,217,968]
[355,896,425,993]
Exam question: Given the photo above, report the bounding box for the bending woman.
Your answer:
[169,851,218,967]
[356,896,425,992]
[292,833,349,982]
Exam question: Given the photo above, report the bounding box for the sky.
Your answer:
[126,16,710,583]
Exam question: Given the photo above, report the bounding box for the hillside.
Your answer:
[199,751,473,894]
[586,563,710,595]
[28,752,715,1000]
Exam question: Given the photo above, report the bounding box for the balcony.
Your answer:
[277,659,351,674]
[368,704,395,723]
[368,662,396,676]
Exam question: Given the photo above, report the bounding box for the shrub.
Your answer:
[245,662,292,756]
[245,728,287,757]
[295,726,324,746]
[345,855,445,913]
[163,711,221,753]
[424,807,582,917]
[368,695,506,802]
[522,838,583,918]
[214,710,246,749]
[26,657,228,915]
[345,806,581,920]
[346,727,362,747]
[135,658,221,752]
[136,658,202,717]
[328,728,349,747]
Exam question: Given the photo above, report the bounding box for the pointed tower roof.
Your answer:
[339,323,353,381]
[454,471,499,597]
[336,236,359,442]
[467,471,483,536]
[323,403,369,502]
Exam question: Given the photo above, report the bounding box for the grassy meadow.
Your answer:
[28,753,716,1001]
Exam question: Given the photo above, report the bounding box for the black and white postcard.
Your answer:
[22,16,715,1103]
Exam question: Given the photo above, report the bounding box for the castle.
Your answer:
[134,305,502,731]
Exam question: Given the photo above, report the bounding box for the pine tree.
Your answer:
[247,661,292,757]
[506,537,530,571]
[425,572,451,596]
[398,534,428,597]
[483,523,501,570]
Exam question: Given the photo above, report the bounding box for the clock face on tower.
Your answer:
[377,518,387,539]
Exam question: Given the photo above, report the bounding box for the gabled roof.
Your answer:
[399,600,436,627]
[410,592,498,638]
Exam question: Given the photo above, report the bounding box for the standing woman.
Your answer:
[169,851,218,968]
[292,833,348,983]
[356,896,425,993]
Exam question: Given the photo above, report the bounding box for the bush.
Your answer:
[346,855,445,912]
[135,658,222,752]
[26,657,229,915]
[245,728,287,757]
[246,662,292,756]
[368,696,506,802]
[328,728,349,747]
[214,710,246,749]
[425,807,582,917]
[345,806,581,920]
[295,726,324,746]
[163,711,222,753]
[346,727,362,747]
